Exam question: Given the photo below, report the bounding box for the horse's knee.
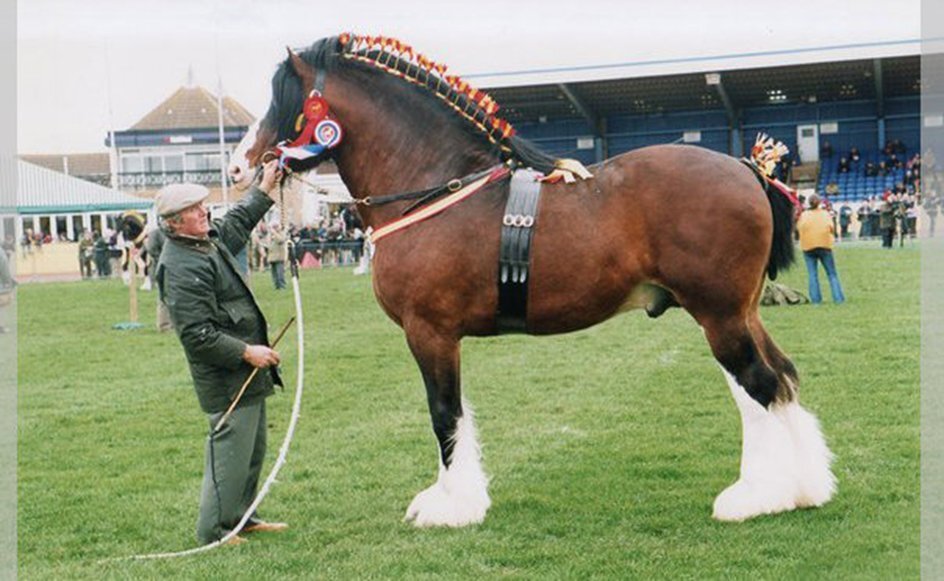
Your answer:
[706,322,779,408]
[735,360,779,408]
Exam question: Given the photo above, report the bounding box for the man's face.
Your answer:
[175,202,210,238]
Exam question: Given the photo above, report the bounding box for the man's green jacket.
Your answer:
[157,188,282,413]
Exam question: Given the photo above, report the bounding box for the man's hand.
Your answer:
[243,344,281,368]
[258,159,284,197]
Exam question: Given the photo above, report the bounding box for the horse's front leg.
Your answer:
[403,325,491,527]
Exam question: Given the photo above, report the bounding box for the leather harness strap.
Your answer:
[497,169,543,333]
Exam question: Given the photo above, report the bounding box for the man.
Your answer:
[265,222,287,290]
[92,231,109,278]
[145,226,172,332]
[78,230,94,279]
[797,193,846,305]
[155,160,288,546]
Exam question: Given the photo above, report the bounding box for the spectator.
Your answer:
[78,230,94,279]
[797,194,845,305]
[266,222,287,290]
[839,204,853,240]
[924,190,941,237]
[879,193,898,248]
[903,193,918,243]
[857,201,872,239]
[820,141,834,159]
[838,157,850,174]
[93,231,110,277]
[865,162,878,177]
[250,225,267,272]
[145,227,173,332]
[850,147,861,163]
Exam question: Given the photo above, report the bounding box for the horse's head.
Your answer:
[228,42,337,189]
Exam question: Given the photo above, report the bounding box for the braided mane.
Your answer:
[274,34,558,173]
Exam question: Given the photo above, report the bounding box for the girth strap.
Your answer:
[497,169,543,333]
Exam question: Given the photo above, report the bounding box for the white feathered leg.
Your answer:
[713,368,835,521]
[773,400,837,508]
[405,402,491,527]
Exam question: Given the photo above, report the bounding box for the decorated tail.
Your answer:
[749,133,789,178]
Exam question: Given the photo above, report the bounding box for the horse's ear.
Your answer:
[287,47,310,80]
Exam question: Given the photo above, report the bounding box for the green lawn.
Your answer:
[17,241,919,579]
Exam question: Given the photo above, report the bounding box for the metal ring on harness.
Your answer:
[447,179,463,193]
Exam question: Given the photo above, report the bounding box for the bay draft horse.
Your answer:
[229,35,836,526]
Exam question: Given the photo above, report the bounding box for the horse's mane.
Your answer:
[266,34,558,174]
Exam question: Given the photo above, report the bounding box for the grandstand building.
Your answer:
[104,76,255,211]
[477,51,920,203]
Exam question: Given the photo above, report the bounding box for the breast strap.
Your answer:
[497,169,543,333]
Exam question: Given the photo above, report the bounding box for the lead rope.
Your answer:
[107,180,307,562]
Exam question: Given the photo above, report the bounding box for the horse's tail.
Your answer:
[763,180,797,281]
[741,159,796,281]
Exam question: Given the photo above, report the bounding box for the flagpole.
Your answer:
[104,42,119,192]
[214,13,229,209]
[216,77,229,208]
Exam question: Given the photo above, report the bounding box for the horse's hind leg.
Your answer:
[750,321,837,510]
[701,313,835,521]
[402,325,490,527]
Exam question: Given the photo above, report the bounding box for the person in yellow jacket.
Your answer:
[796,194,846,304]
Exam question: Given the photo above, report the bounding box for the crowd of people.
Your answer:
[812,142,935,246]
[247,204,367,278]
[10,226,128,280]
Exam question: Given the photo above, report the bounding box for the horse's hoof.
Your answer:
[712,479,796,522]
[404,482,490,527]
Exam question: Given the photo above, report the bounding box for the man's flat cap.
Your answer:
[156,183,210,217]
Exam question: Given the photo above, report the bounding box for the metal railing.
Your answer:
[117,170,224,189]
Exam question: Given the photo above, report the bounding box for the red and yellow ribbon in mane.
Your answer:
[338,33,515,147]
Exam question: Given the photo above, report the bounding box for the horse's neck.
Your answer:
[329,74,495,227]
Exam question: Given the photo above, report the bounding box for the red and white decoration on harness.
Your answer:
[274,90,344,167]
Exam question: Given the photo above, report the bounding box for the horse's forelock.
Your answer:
[265,37,342,143]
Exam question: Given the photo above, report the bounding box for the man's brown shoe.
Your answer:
[223,534,248,546]
[243,521,288,534]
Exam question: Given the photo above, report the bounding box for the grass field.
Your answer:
[17,241,919,579]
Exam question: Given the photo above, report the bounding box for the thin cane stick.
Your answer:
[212,316,295,434]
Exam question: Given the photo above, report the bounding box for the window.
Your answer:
[121,156,143,173]
[71,215,85,238]
[145,155,163,173]
[185,153,209,171]
[55,216,68,240]
[186,152,222,172]
[164,154,184,173]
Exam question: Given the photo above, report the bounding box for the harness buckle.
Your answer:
[447,178,463,193]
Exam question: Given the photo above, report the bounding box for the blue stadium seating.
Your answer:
[817,150,908,202]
